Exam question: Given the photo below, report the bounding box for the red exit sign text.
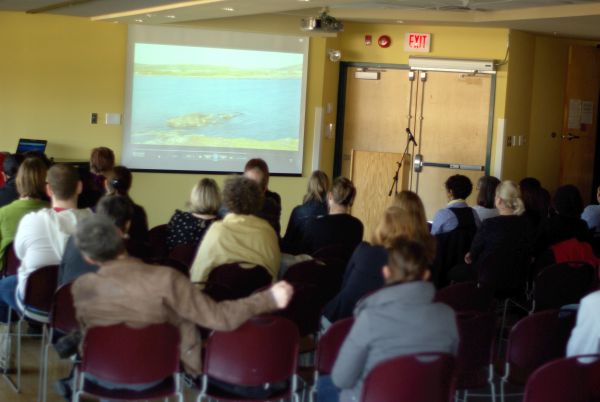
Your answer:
[404,33,431,52]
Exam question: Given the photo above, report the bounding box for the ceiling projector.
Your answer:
[301,10,344,33]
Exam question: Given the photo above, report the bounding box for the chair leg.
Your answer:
[39,326,52,402]
[0,310,18,393]
[16,317,23,391]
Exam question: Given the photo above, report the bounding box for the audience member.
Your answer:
[71,214,293,383]
[323,204,435,325]
[244,158,282,236]
[300,177,363,256]
[567,289,600,357]
[0,152,7,188]
[431,174,480,235]
[581,185,600,233]
[166,178,220,251]
[78,146,114,208]
[281,170,329,254]
[0,164,92,313]
[58,195,133,287]
[451,181,530,286]
[473,175,500,221]
[519,177,549,232]
[0,154,24,208]
[317,238,458,402]
[105,165,149,247]
[190,176,280,282]
[540,184,590,249]
[0,157,49,270]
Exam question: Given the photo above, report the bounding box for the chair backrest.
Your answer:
[3,242,20,277]
[204,316,299,386]
[533,261,597,311]
[50,282,78,334]
[205,263,272,301]
[168,243,198,268]
[361,353,455,402]
[432,221,477,288]
[316,317,354,374]
[523,355,600,402]
[148,224,169,260]
[434,281,494,313]
[476,246,530,295]
[283,259,332,305]
[454,311,496,389]
[24,265,59,312]
[311,244,354,265]
[277,281,324,337]
[81,323,180,384]
[506,309,576,384]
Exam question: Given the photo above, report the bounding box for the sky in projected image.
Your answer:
[131,43,304,152]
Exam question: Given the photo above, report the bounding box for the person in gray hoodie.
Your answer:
[317,237,459,402]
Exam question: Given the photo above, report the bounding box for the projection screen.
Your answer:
[121,25,309,174]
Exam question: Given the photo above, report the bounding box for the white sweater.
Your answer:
[567,290,600,357]
[13,208,92,311]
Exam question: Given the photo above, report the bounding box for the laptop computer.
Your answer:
[16,139,47,154]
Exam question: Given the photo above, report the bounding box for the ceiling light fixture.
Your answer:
[91,0,224,21]
[134,19,144,23]
[223,7,235,11]
[165,15,177,19]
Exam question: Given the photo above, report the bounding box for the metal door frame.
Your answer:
[333,63,496,183]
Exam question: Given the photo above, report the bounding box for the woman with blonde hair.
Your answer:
[0,157,49,269]
[281,170,329,254]
[322,204,435,324]
[166,178,221,251]
[453,180,531,285]
[393,190,430,233]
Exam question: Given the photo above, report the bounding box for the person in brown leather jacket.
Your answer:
[72,214,293,376]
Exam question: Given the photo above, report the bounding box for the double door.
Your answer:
[338,64,494,219]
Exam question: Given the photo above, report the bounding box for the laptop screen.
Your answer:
[16,139,47,154]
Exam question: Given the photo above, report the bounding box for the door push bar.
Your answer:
[413,154,484,173]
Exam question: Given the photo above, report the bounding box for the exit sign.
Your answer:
[404,33,431,52]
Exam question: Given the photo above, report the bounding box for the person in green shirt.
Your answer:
[0,157,49,269]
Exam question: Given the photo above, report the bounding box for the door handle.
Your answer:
[561,133,580,141]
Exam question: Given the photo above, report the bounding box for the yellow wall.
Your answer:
[502,30,535,182]
[526,35,569,192]
[10,12,573,227]
[0,12,126,160]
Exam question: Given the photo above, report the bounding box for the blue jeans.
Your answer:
[0,275,18,307]
[317,375,341,402]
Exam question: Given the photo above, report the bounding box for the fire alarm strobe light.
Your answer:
[378,35,391,48]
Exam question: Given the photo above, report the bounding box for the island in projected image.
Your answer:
[130,43,304,151]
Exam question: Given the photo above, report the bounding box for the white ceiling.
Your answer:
[1,0,600,39]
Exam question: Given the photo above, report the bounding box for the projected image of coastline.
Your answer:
[131,43,303,151]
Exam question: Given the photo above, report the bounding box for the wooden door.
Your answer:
[411,72,493,219]
[341,67,412,178]
[559,46,600,202]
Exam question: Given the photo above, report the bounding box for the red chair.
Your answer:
[531,261,597,312]
[2,265,58,393]
[2,242,20,277]
[309,318,354,402]
[500,309,576,402]
[523,355,600,402]
[197,316,300,402]
[454,311,497,402]
[434,281,494,313]
[73,323,183,402]
[40,282,79,402]
[148,224,169,260]
[203,263,272,301]
[169,242,198,269]
[360,353,455,402]
[283,260,331,304]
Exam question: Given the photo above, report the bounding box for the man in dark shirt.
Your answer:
[0,154,24,208]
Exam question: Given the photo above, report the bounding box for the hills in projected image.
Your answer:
[130,44,304,152]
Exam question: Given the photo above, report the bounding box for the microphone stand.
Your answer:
[388,133,413,197]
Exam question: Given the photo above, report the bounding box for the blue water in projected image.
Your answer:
[131,76,301,141]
